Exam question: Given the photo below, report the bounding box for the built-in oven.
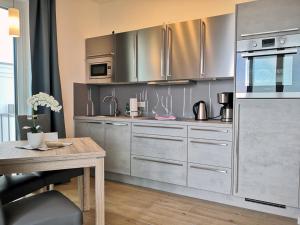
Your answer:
[86,56,112,83]
[236,34,300,98]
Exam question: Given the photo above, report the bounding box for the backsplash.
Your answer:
[74,79,234,119]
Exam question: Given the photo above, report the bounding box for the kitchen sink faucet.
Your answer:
[103,95,120,117]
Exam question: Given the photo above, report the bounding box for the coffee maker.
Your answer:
[217,92,233,122]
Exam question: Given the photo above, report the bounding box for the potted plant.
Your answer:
[23,92,62,148]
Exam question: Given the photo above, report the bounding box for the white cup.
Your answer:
[44,132,59,142]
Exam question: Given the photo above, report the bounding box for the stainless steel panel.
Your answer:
[237,34,300,52]
[137,26,166,82]
[86,35,114,57]
[114,31,138,82]
[203,14,235,78]
[167,20,201,80]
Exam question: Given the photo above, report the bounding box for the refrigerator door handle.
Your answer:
[235,103,241,194]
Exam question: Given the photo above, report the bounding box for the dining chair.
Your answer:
[1,191,82,225]
[0,115,84,206]
[16,114,84,186]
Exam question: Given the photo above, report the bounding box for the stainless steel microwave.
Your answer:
[86,57,112,83]
[236,34,300,98]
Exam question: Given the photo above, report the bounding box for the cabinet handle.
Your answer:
[105,122,128,126]
[134,135,183,142]
[190,140,228,146]
[134,124,183,129]
[241,28,299,37]
[235,104,240,194]
[200,20,206,76]
[191,128,229,133]
[133,156,183,166]
[190,165,227,174]
[87,121,103,125]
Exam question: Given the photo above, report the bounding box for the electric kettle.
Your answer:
[193,101,208,121]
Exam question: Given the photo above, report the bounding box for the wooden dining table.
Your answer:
[0,137,106,225]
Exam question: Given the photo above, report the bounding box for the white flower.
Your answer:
[27,92,63,112]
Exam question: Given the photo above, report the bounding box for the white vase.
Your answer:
[27,132,44,148]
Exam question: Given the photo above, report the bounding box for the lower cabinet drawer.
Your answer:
[188,163,231,194]
[131,155,187,186]
[188,126,232,141]
[188,138,232,168]
[132,134,187,161]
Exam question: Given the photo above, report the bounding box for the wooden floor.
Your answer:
[56,178,297,225]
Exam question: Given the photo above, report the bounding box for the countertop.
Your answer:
[74,115,232,128]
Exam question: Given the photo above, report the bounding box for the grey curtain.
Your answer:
[29,0,66,138]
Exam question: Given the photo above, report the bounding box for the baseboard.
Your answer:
[105,172,300,220]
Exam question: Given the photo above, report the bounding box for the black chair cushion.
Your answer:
[0,174,45,205]
[3,191,82,225]
[38,168,84,185]
[0,201,5,225]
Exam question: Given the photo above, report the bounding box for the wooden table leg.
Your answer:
[95,158,104,225]
[83,167,90,211]
[78,168,91,211]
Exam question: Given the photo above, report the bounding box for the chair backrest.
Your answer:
[17,115,51,140]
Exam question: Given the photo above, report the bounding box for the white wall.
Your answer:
[56,0,252,137]
[56,0,102,137]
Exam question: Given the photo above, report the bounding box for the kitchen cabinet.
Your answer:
[103,121,131,175]
[85,35,114,57]
[137,26,165,82]
[202,14,235,78]
[166,20,203,80]
[74,121,90,137]
[235,99,300,207]
[131,155,187,186]
[88,122,105,148]
[132,134,187,161]
[188,163,231,194]
[114,31,138,82]
[74,121,131,175]
[236,0,300,41]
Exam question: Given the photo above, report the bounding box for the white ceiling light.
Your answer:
[8,0,20,37]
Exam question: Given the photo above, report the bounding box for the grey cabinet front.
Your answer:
[235,99,300,207]
[114,31,138,82]
[236,0,300,40]
[203,14,235,78]
[131,155,187,186]
[104,122,131,175]
[137,26,166,82]
[88,122,105,148]
[167,20,202,80]
[74,122,90,137]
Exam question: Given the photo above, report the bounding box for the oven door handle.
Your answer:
[241,48,298,58]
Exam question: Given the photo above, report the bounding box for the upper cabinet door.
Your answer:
[86,35,114,57]
[237,0,300,40]
[166,20,202,80]
[137,26,166,82]
[114,31,138,82]
[203,14,235,78]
